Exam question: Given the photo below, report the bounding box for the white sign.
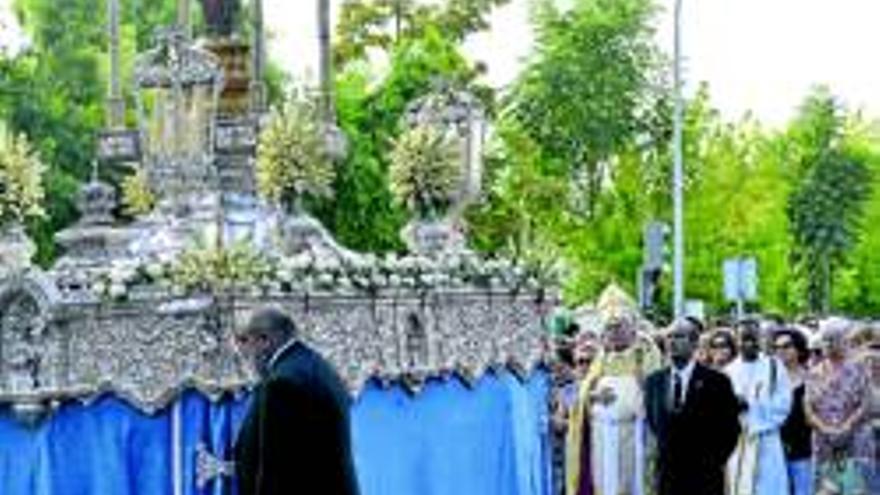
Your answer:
[684,299,705,321]
[723,257,758,302]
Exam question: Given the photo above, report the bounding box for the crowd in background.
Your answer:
[549,297,878,495]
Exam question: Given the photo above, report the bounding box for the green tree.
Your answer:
[785,88,872,314]
[334,0,511,67]
[316,27,481,252]
[683,111,795,315]
[834,118,880,315]
[508,0,668,218]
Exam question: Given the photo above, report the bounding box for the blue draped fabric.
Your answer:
[0,370,551,495]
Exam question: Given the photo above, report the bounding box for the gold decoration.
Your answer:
[596,283,639,325]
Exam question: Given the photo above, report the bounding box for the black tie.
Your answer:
[673,373,683,411]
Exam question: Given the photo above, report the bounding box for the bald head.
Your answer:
[236,308,298,376]
[247,307,297,340]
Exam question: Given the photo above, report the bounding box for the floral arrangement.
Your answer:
[389,124,462,218]
[121,169,156,216]
[168,241,274,292]
[92,249,553,301]
[94,241,274,299]
[256,96,335,210]
[0,127,45,227]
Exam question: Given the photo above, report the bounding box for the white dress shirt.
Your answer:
[671,359,696,406]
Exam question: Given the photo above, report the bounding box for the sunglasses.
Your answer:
[234,332,269,346]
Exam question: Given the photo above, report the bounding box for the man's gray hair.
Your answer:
[819,316,851,340]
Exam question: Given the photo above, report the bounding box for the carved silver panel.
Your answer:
[0,269,553,418]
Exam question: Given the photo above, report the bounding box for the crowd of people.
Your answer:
[549,289,878,495]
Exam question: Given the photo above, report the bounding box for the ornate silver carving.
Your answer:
[97,129,141,162]
[0,23,557,423]
[0,224,35,276]
[404,83,486,214]
[133,27,224,208]
[54,174,131,277]
[215,118,258,153]
[196,443,236,489]
[0,267,554,415]
[401,217,468,257]
[0,270,62,421]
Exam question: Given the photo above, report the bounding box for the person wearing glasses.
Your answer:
[710,328,738,369]
[774,327,812,495]
[644,317,741,495]
[551,324,597,495]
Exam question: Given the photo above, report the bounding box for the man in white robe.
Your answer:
[725,320,791,495]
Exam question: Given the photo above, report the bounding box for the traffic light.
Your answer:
[639,221,669,310]
[644,221,669,271]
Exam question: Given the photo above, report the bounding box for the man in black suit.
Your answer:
[233,308,360,495]
[644,317,741,495]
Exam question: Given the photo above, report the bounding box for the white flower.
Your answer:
[389,125,463,216]
[256,95,335,205]
[92,280,108,295]
[317,273,335,287]
[145,262,164,279]
[0,129,45,226]
[109,284,127,298]
[277,268,294,283]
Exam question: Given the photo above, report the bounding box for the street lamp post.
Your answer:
[672,0,685,318]
[317,0,348,162]
[107,0,124,128]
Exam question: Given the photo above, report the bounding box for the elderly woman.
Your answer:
[805,318,874,495]
[849,324,879,493]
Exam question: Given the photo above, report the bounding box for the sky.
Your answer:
[2,0,879,126]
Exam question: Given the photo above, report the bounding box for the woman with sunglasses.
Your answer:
[774,327,812,495]
[709,328,738,369]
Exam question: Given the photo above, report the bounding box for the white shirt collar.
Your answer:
[670,359,697,405]
[267,338,297,371]
[671,359,696,386]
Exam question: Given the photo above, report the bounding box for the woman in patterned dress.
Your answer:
[805,318,874,495]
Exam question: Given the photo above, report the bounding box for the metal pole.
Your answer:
[251,0,266,112]
[672,0,685,318]
[107,0,125,128]
[318,0,333,122]
[177,0,190,38]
